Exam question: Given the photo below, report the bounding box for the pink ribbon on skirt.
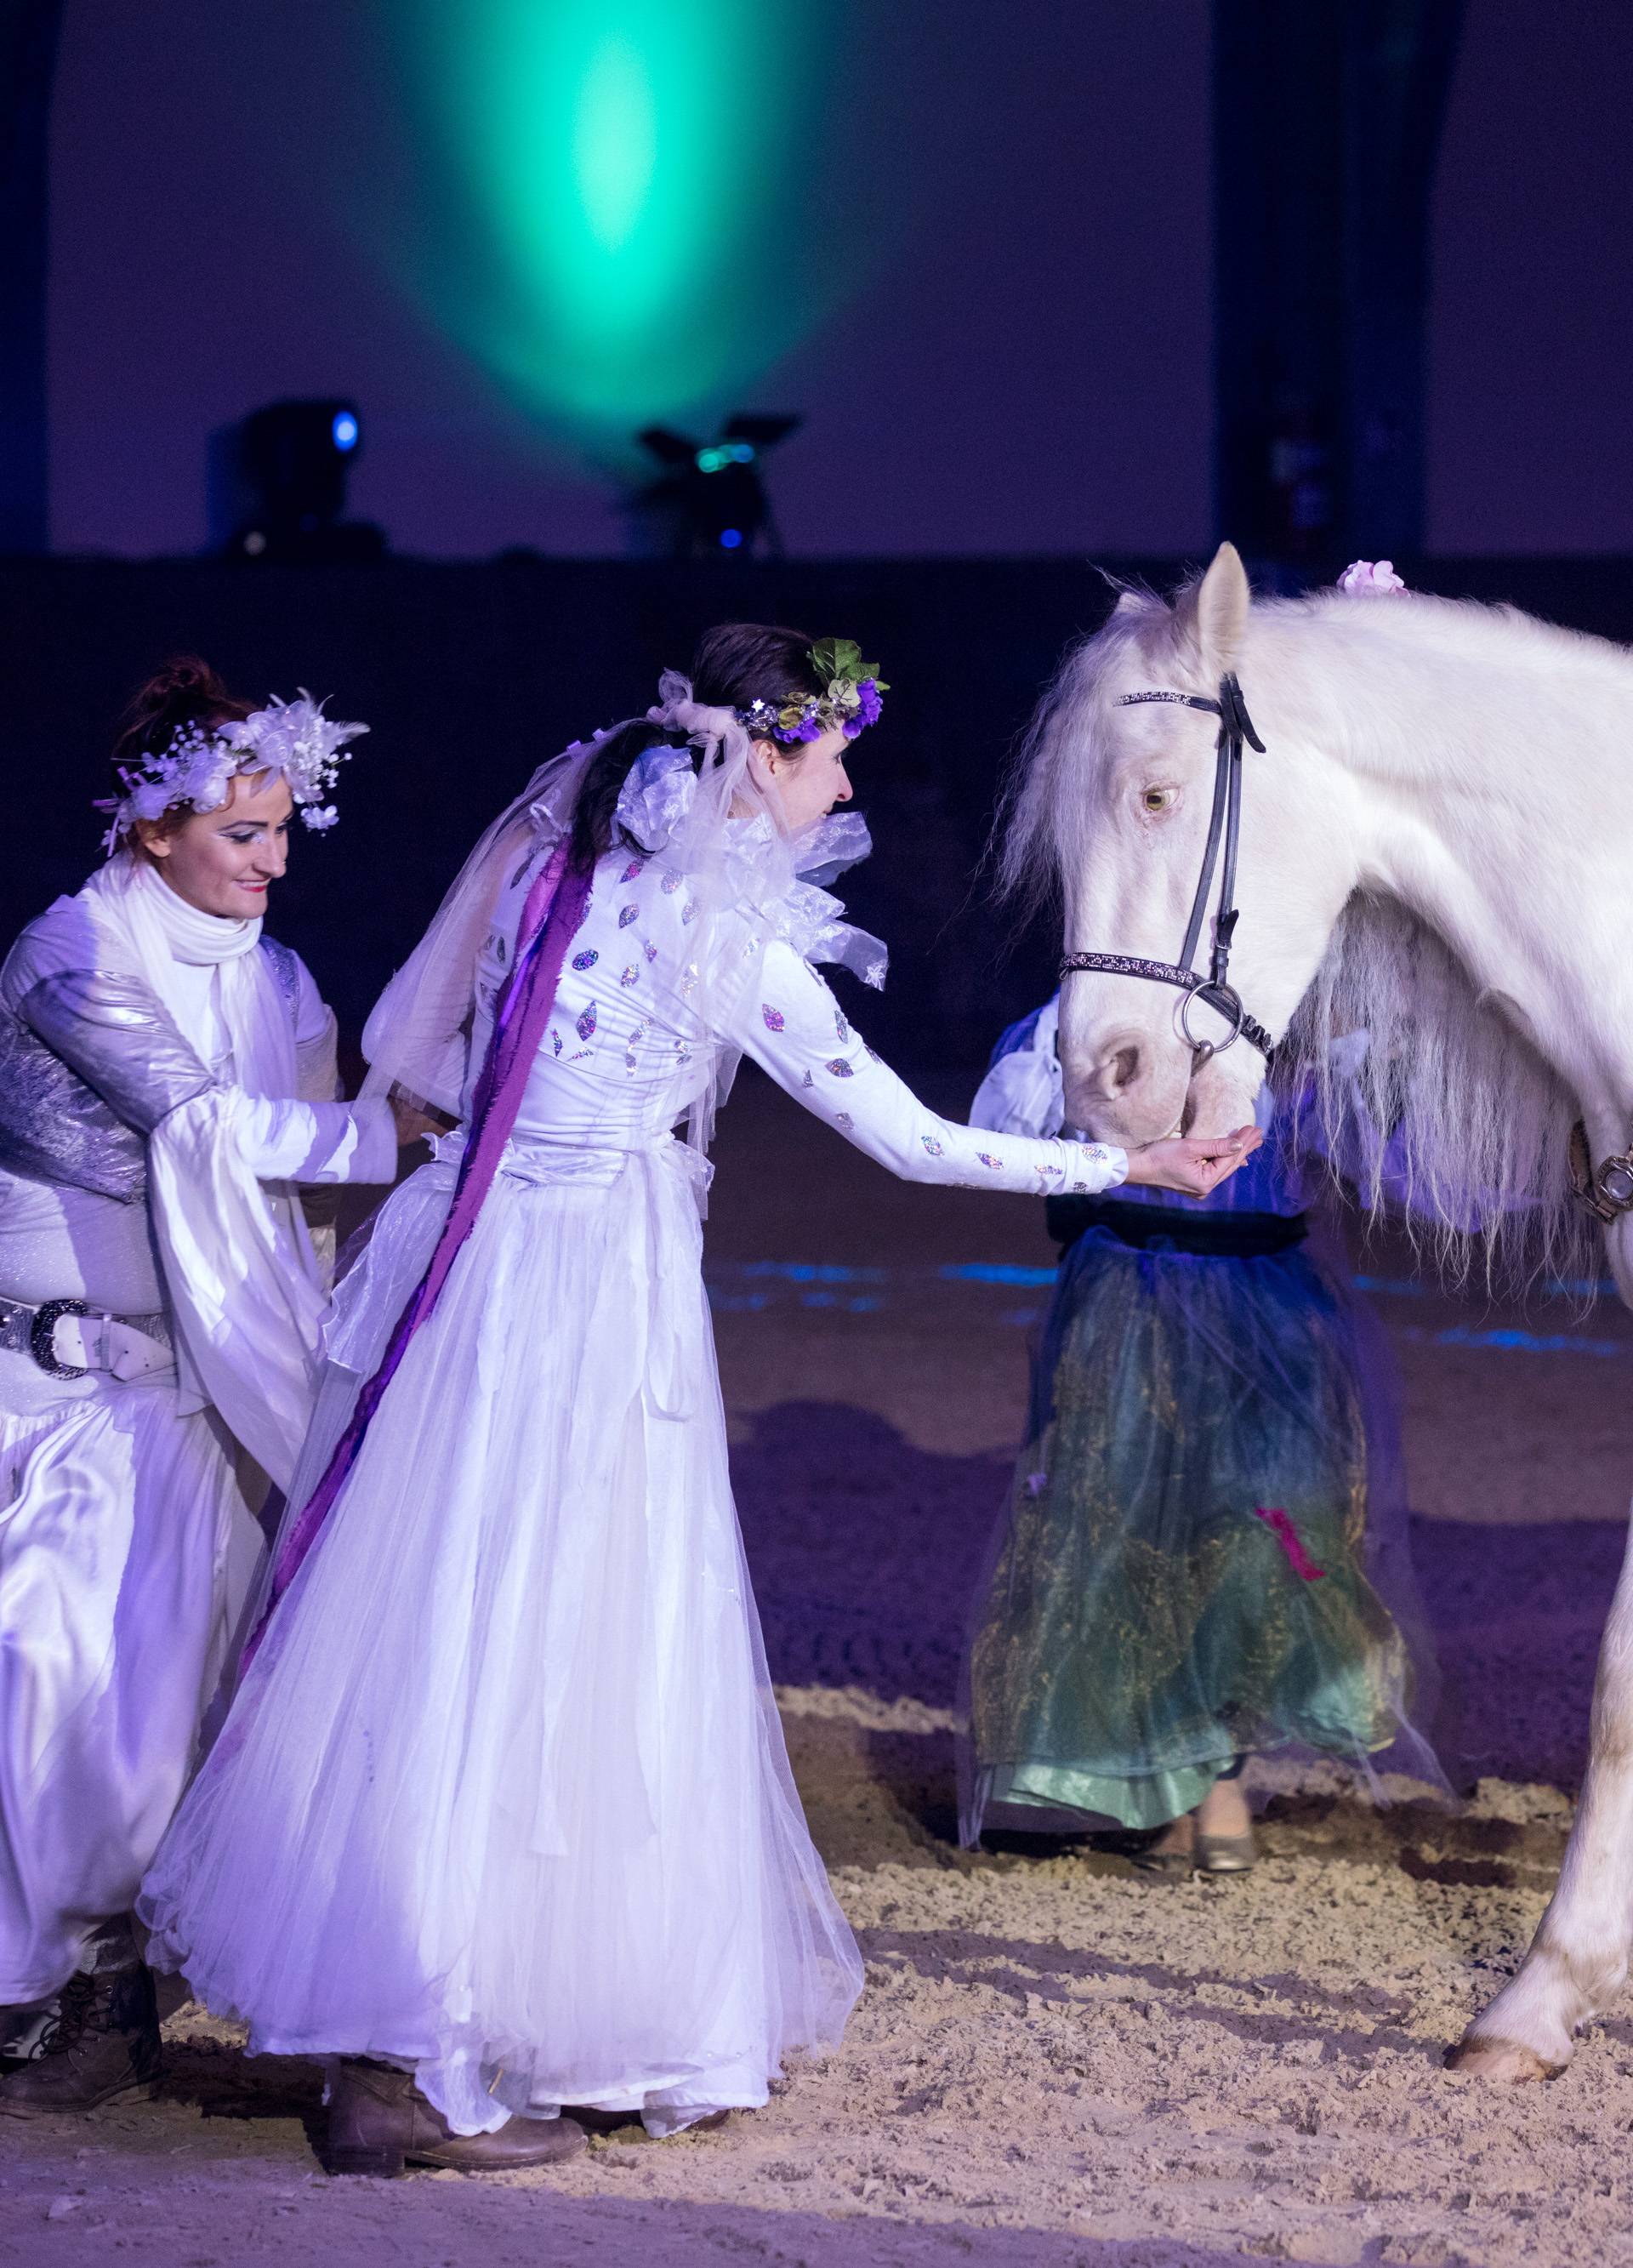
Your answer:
[242,838,595,1663]
[1253,1505,1327,1582]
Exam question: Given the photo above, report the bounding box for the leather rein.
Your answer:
[1058,670,1274,1065]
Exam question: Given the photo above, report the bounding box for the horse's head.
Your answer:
[1009,543,1361,1143]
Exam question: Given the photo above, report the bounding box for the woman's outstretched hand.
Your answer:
[1121,1125,1263,1198]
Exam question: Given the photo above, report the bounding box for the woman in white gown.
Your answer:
[141,627,1255,2175]
[0,660,395,2112]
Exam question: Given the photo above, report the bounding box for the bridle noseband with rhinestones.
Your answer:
[1057,670,1273,1064]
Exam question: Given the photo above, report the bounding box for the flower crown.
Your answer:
[99,691,367,855]
[739,637,888,745]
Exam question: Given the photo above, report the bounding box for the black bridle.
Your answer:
[1057,670,1273,1063]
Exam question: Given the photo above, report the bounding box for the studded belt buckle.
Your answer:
[1569,1122,1633,1225]
[1595,1157,1633,1218]
[28,1297,94,1379]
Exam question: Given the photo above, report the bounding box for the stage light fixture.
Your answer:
[630,413,800,557]
[211,397,384,563]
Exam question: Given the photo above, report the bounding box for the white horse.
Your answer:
[1004,542,1633,2083]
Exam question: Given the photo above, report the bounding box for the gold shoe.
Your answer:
[1196,1826,1257,1875]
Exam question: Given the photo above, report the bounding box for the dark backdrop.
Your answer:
[5,554,1631,1068]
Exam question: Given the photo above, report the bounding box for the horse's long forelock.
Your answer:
[1003,590,1600,1293]
[995,607,1152,915]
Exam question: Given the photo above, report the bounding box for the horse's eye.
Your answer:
[1141,786,1176,814]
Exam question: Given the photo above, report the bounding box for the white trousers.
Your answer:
[0,1353,260,2005]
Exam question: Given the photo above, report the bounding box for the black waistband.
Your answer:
[1045,1195,1308,1259]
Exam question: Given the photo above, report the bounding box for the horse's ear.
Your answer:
[1173,542,1250,676]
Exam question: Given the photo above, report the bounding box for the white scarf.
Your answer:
[83,856,297,1097]
[75,856,326,1490]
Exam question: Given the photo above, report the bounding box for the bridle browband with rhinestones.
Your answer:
[1057,670,1273,1064]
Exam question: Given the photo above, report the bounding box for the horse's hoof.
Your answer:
[1444,2033,1563,2083]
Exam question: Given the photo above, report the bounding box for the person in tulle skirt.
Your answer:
[139,627,1257,2175]
[959,997,1441,1874]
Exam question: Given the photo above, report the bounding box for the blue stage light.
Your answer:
[214,398,380,561]
[719,527,743,549]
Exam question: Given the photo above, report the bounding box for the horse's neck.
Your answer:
[1274,609,1633,1129]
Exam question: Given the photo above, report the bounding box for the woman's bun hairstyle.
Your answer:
[108,657,258,845]
[569,623,827,869]
[111,656,255,775]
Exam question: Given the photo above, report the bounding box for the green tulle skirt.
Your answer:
[964,1214,1422,1837]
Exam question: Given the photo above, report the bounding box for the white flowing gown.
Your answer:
[141,754,1126,2136]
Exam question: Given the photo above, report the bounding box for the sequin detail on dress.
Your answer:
[761,1006,785,1033]
[620,965,640,988]
[824,1059,855,1079]
[977,1152,1004,1171]
[920,1135,944,1157]
[661,872,682,894]
[619,904,639,929]
[834,1011,850,1042]
[572,949,598,971]
[618,860,644,883]
[576,1005,597,1042]
[835,1111,854,1131]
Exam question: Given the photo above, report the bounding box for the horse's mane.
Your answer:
[1277,893,1596,1291]
[999,591,1599,1293]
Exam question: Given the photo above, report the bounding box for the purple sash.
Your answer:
[243,838,594,1663]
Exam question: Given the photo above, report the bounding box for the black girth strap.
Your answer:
[1058,670,1272,1063]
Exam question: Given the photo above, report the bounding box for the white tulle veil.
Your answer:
[360,671,885,1155]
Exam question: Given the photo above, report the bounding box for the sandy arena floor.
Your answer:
[5,1067,1632,2268]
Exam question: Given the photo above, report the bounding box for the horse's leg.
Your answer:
[1449,1508,1633,2080]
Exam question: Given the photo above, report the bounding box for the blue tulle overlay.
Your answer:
[963,1216,1436,1837]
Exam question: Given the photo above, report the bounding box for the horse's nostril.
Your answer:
[1110,1045,1141,1093]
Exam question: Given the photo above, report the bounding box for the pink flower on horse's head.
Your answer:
[1338,559,1408,597]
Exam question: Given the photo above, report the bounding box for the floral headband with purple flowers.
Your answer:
[739,638,888,746]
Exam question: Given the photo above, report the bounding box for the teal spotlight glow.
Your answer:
[397,0,827,436]
[572,34,657,254]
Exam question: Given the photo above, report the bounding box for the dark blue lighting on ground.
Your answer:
[331,409,360,452]
[700,1261,1633,1357]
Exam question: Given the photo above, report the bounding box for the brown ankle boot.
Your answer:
[325,2059,589,2176]
[0,1962,162,2115]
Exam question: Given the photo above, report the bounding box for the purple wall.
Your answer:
[1426,1,1633,552]
[44,3,1633,561]
[46,1,1213,560]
